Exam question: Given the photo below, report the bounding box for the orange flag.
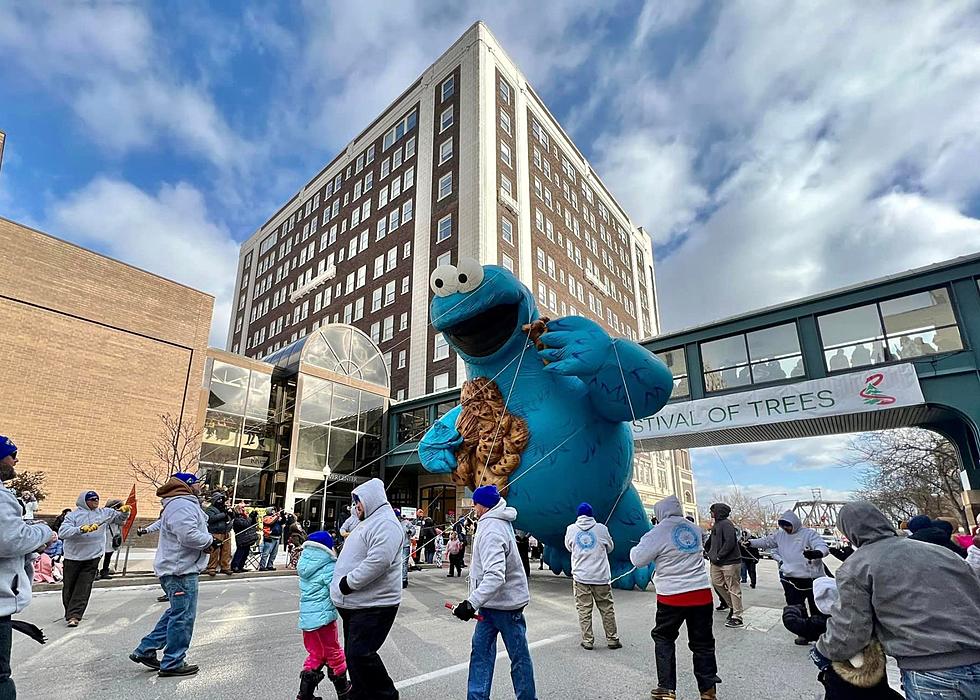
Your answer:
[121,484,139,542]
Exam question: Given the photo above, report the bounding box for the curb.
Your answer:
[33,568,298,592]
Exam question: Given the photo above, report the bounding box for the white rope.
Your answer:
[474,337,532,489]
[603,340,636,527]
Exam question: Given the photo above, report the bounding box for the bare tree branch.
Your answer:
[129,413,203,488]
[840,428,967,528]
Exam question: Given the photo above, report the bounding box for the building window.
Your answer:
[403,242,411,259]
[501,218,514,244]
[438,173,453,200]
[501,175,513,198]
[385,281,396,306]
[536,247,545,271]
[500,110,512,135]
[501,254,514,272]
[403,167,415,189]
[818,287,962,371]
[433,372,450,391]
[398,350,406,369]
[437,214,453,243]
[439,138,453,165]
[500,142,512,167]
[655,347,689,399]
[701,323,804,393]
[441,75,455,101]
[434,333,450,361]
[382,316,394,341]
[372,288,382,312]
[440,106,454,133]
[437,251,452,268]
[402,276,410,294]
[400,312,408,331]
[402,200,414,222]
[370,322,380,344]
[499,79,511,104]
[405,136,416,159]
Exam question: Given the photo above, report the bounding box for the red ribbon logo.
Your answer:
[859,373,896,406]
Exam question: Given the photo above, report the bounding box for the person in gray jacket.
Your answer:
[750,510,828,643]
[816,501,980,700]
[129,473,214,678]
[330,478,402,700]
[452,485,536,700]
[564,502,620,650]
[0,435,57,699]
[58,490,130,626]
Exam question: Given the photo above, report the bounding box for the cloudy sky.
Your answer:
[2,1,978,506]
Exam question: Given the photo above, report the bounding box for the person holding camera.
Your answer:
[260,507,284,571]
[129,472,215,678]
[204,493,234,576]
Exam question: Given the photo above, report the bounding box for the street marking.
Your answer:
[741,605,784,633]
[393,633,574,690]
[208,609,299,623]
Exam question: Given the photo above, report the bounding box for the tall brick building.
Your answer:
[228,22,696,517]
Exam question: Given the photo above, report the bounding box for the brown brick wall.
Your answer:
[427,65,462,393]
[0,218,213,515]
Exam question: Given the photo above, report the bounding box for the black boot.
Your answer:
[297,669,324,700]
[327,668,352,700]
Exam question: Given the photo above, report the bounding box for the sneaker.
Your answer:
[156,594,169,602]
[129,652,160,670]
[794,635,810,646]
[581,641,594,650]
[651,689,677,700]
[725,616,744,628]
[607,640,623,650]
[66,619,79,628]
[158,664,199,677]
[715,603,729,612]
[222,570,234,576]
[206,571,216,577]
[700,688,718,700]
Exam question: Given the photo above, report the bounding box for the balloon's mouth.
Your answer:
[443,302,521,358]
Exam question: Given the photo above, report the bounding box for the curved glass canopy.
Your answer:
[263,325,389,389]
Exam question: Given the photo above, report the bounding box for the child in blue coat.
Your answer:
[297,531,350,700]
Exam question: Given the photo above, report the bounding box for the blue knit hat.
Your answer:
[173,472,199,485]
[472,484,501,508]
[577,502,593,517]
[908,515,931,533]
[0,436,16,461]
[307,530,334,549]
[84,490,99,502]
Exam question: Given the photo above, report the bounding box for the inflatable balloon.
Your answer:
[419,260,674,589]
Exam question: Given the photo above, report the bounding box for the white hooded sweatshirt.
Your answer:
[564,515,613,585]
[58,492,129,561]
[330,478,403,610]
[468,498,530,611]
[749,510,828,579]
[629,496,710,596]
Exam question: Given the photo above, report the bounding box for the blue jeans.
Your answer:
[902,663,980,699]
[260,538,279,569]
[402,544,411,582]
[467,607,536,700]
[134,574,199,671]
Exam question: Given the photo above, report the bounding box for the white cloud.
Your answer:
[47,178,237,345]
[587,2,980,330]
[0,4,252,172]
[697,435,856,472]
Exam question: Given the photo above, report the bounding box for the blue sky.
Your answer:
[2,2,979,507]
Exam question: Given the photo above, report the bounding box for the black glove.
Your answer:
[339,576,353,596]
[803,549,824,560]
[452,600,476,621]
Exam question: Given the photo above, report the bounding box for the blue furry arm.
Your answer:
[418,405,464,474]
[538,316,673,423]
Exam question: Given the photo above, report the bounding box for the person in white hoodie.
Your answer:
[564,502,621,650]
[452,484,536,700]
[330,478,402,700]
[749,510,828,644]
[57,489,130,627]
[630,496,721,700]
[129,473,214,678]
[0,436,57,699]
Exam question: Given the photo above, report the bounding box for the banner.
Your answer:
[632,363,924,441]
[121,484,139,542]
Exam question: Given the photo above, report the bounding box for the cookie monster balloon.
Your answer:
[418,259,674,590]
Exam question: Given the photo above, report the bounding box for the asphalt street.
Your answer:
[14,560,902,699]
